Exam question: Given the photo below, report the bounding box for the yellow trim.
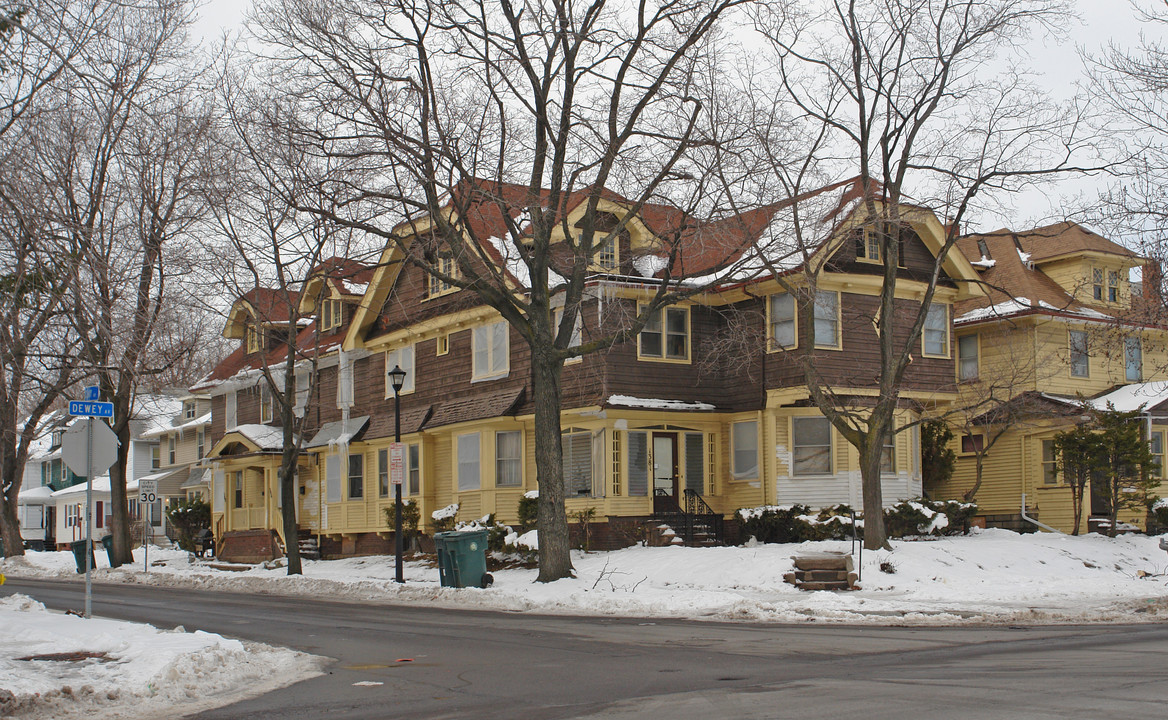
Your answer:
[956,331,980,383]
[436,333,449,356]
[765,292,798,352]
[492,428,525,489]
[636,304,692,363]
[921,303,951,359]
[365,305,499,351]
[788,414,834,477]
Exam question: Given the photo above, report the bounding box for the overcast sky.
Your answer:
[191,0,1158,234]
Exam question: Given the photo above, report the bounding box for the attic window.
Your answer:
[1108,270,1119,303]
[596,235,617,270]
[428,253,458,296]
[1092,268,1104,301]
[321,299,342,331]
[184,401,195,420]
[246,325,264,353]
[976,239,989,258]
[856,227,882,263]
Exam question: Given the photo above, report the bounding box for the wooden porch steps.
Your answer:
[298,536,322,560]
[784,552,860,591]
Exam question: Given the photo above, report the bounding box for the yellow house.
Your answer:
[934,222,1166,532]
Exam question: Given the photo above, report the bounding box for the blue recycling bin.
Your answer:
[433,529,492,589]
[70,540,95,574]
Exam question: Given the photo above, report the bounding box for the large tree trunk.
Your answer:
[109,419,134,564]
[0,460,23,557]
[858,432,888,551]
[280,444,302,576]
[531,352,572,582]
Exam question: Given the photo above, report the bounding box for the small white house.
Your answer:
[50,475,139,547]
[17,485,54,550]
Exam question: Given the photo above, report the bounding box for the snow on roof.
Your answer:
[483,235,567,291]
[606,395,716,411]
[306,416,369,448]
[1087,382,1168,413]
[231,424,293,451]
[141,412,212,439]
[341,280,369,296]
[51,474,134,498]
[970,256,996,269]
[955,297,1113,325]
[17,486,54,504]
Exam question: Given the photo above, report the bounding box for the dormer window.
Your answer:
[183,401,196,420]
[321,298,342,331]
[596,235,617,270]
[246,325,264,353]
[428,253,458,296]
[856,227,882,263]
[1092,268,1104,301]
[1108,270,1119,303]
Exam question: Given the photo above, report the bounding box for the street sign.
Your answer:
[83,386,100,401]
[61,420,119,477]
[139,479,158,504]
[389,442,404,486]
[68,401,114,418]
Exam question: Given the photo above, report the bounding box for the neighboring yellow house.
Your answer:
[934,222,1166,532]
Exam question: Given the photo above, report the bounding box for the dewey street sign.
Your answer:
[68,400,114,418]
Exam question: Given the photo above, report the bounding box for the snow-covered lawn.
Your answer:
[0,594,323,719]
[4,529,1168,626]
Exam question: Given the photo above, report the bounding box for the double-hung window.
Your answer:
[1092,268,1104,301]
[378,448,389,498]
[1069,330,1089,377]
[495,431,522,487]
[457,433,481,491]
[348,454,364,500]
[731,420,758,479]
[168,434,176,465]
[958,334,978,381]
[923,304,949,357]
[385,345,416,395]
[408,444,421,495]
[768,294,796,350]
[429,253,458,296]
[562,431,594,496]
[1108,270,1119,303]
[1125,336,1142,382]
[1149,432,1164,479]
[260,383,273,424]
[792,417,832,476]
[639,306,689,360]
[472,322,509,380]
[1042,440,1059,485]
[813,291,839,349]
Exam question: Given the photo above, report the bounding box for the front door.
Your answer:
[653,433,679,513]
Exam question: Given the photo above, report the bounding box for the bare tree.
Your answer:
[243,0,760,581]
[748,0,1094,549]
[49,0,209,564]
[0,1,119,556]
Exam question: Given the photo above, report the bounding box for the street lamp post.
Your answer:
[387,364,407,584]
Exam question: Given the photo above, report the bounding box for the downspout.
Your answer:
[1021,493,1062,533]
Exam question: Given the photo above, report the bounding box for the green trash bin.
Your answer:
[100,535,122,569]
[70,540,95,574]
[434,529,492,589]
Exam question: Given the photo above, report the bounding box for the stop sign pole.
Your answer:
[64,388,117,618]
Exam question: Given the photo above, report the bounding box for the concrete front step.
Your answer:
[785,552,861,591]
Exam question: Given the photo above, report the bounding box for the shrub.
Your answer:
[382,499,421,545]
[735,505,852,544]
[165,498,210,552]
[883,499,978,538]
[431,503,459,533]
[572,507,597,551]
[1148,498,1168,535]
[518,491,538,532]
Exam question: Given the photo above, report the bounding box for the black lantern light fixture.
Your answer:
[388,364,407,583]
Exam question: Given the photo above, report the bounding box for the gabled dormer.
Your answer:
[223,288,302,354]
[298,257,375,336]
[1017,222,1140,309]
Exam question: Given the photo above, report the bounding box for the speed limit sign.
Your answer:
[139,479,158,504]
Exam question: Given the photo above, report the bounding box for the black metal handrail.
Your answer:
[683,488,716,516]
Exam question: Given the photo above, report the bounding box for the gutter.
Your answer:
[1021,493,1062,534]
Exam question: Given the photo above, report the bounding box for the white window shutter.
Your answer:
[326,455,342,503]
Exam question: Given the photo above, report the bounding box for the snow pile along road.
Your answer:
[0,594,323,719]
[3,528,1168,625]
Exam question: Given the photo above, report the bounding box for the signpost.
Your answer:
[389,443,404,486]
[64,399,119,618]
[139,479,158,572]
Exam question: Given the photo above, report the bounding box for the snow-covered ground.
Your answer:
[4,529,1168,626]
[0,594,323,719]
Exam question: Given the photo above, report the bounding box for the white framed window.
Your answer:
[768,294,796,350]
[923,304,949,357]
[495,431,522,487]
[326,455,342,503]
[168,434,176,465]
[813,291,840,349]
[436,334,449,356]
[880,434,895,474]
[225,391,237,430]
[1042,439,1060,485]
[457,433,480,491]
[792,417,832,476]
[384,345,416,395]
[184,401,196,420]
[197,428,205,459]
[151,445,160,469]
[1125,336,1142,382]
[731,420,758,479]
[293,371,310,417]
[1069,329,1089,377]
[857,227,881,262]
[958,334,978,381]
[472,322,509,380]
[638,305,689,361]
[1149,431,1164,479]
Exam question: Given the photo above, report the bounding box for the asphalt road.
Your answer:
[4,577,1167,719]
